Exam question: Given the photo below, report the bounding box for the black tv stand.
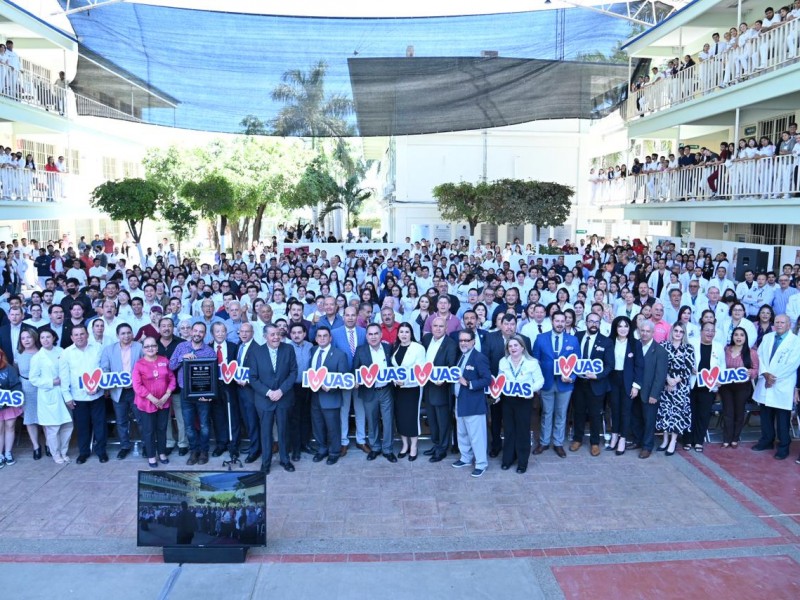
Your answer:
[162,545,249,563]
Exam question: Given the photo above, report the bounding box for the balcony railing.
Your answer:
[0,169,68,203]
[592,154,800,205]
[627,21,800,119]
[0,62,67,115]
[75,94,143,123]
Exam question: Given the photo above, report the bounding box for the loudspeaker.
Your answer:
[736,248,768,276]
[162,545,249,564]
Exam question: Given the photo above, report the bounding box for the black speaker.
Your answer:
[736,248,768,276]
[162,545,249,564]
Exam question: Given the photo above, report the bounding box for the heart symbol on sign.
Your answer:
[220,361,238,384]
[359,363,380,388]
[306,367,328,392]
[557,354,578,378]
[700,366,720,389]
[414,362,433,386]
[488,374,506,399]
[81,369,103,394]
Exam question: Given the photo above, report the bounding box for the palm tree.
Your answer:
[319,175,372,233]
[271,60,354,148]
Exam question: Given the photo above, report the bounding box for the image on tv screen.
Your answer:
[137,471,266,547]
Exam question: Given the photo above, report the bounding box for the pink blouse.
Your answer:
[132,357,177,413]
[723,346,759,381]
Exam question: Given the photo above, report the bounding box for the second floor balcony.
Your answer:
[0,168,69,203]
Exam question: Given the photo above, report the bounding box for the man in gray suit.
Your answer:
[631,320,668,459]
[99,322,143,460]
[309,326,349,465]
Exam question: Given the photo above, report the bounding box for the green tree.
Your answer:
[90,178,166,265]
[283,155,340,212]
[271,60,354,148]
[319,174,372,233]
[240,114,268,136]
[159,199,197,258]
[181,174,237,254]
[494,179,573,241]
[432,181,495,246]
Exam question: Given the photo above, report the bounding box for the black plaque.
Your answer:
[182,359,218,400]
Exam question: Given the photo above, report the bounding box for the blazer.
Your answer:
[353,341,392,402]
[482,330,532,376]
[209,339,239,397]
[331,325,367,370]
[0,324,16,364]
[99,341,143,401]
[532,330,580,392]
[308,345,348,410]
[689,340,725,390]
[421,333,458,406]
[575,332,614,395]
[611,337,644,394]
[234,340,259,406]
[454,350,492,417]
[639,341,668,402]
[246,342,297,411]
[449,328,487,352]
[391,341,426,388]
[754,331,800,410]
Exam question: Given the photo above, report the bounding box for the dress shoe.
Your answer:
[590,445,601,457]
[98,454,109,463]
[291,453,301,462]
[198,452,209,465]
[159,456,170,465]
[569,441,582,452]
[638,450,652,459]
[45,447,52,458]
[423,448,435,456]
[751,443,771,451]
[501,464,511,470]
[665,448,676,457]
[656,445,668,452]
[489,449,500,458]
[244,453,261,464]
[33,447,42,460]
[116,448,130,460]
[774,452,788,460]
[408,453,417,462]
[429,454,445,463]
[356,443,371,454]
[385,453,397,463]
[367,450,381,461]
[148,460,158,468]
[553,446,566,458]
[340,445,348,457]
[398,450,408,459]
[280,461,296,472]
[300,444,316,455]
[186,452,199,466]
[532,444,548,455]
[212,447,226,457]
[326,456,339,465]
[178,447,189,456]
[516,466,527,474]
[164,447,174,456]
[76,455,89,465]
[312,453,327,463]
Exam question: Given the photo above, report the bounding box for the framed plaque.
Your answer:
[182,359,218,400]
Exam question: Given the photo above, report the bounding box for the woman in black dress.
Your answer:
[391,323,426,461]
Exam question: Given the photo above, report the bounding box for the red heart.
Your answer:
[359,363,380,388]
[488,374,506,399]
[306,367,328,393]
[700,366,720,389]
[81,368,103,394]
[414,362,433,386]
[219,361,238,384]
[556,354,578,378]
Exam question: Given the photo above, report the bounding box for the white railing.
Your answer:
[0,169,68,202]
[75,93,143,123]
[593,154,800,205]
[627,19,800,119]
[0,61,67,115]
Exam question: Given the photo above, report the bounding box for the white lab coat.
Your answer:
[753,331,800,410]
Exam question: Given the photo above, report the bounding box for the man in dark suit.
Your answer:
[421,316,458,462]
[234,322,261,464]
[0,305,26,363]
[246,324,298,474]
[570,314,613,456]
[308,326,349,465]
[482,313,531,457]
[448,309,487,352]
[631,319,668,458]
[452,329,493,477]
[353,323,396,462]
[331,306,368,456]
[209,322,241,458]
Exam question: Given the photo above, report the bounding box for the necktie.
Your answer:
[538,324,542,334]
[237,344,245,363]
[270,348,277,371]
[715,42,718,54]
[348,328,355,356]
[554,335,560,354]
[657,273,664,297]
[315,349,324,369]
[583,336,590,358]
[216,344,223,364]
[770,335,783,361]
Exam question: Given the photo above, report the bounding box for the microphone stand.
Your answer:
[222,385,241,471]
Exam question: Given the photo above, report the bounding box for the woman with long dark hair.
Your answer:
[607,316,643,455]
[719,327,759,448]
[391,323,426,461]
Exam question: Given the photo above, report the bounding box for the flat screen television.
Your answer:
[137,470,266,547]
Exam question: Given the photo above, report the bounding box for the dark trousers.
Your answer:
[489,400,503,453]
[719,382,751,444]
[289,383,312,452]
[425,398,451,457]
[210,387,241,452]
[757,404,792,456]
[112,387,137,450]
[257,399,292,467]
[609,371,633,438]
[73,397,107,457]
[571,380,604,445]
[501,395,532,469]
[239,390,261,457]
[687,386,715,446]
[631,399,658,451]
[311,394,341,457]
[181,397,211,454]
[364,386,395,454]
[139,408,169,458]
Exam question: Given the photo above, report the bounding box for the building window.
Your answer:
[751,223,786,245]
[123,161,140,178]
[758,112,797,141]
[102,157,118,181]
[69,150,81,175]
[26,220,61,243]
[17,139,55,171]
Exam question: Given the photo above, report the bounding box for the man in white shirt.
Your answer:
[735,269,756,299]
[708,266,734,296]
[742,272,775,318]
[521,304,552,340]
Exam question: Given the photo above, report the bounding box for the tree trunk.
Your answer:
[209,221,219,253]
[252,203,267,242]
[219,215,228,255]
[468,220,478,252]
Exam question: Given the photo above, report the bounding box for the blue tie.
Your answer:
[315,349,324,369]
[237,344,245,363]
[770,334,783,361]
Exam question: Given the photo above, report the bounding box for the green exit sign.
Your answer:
[576,229,587,234]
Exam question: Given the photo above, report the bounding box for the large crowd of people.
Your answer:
[0,232,798,479]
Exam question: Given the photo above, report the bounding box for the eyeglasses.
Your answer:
[459,338,473,343]
[143,345,158,349]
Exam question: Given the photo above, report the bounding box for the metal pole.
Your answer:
[733,107,740,143]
